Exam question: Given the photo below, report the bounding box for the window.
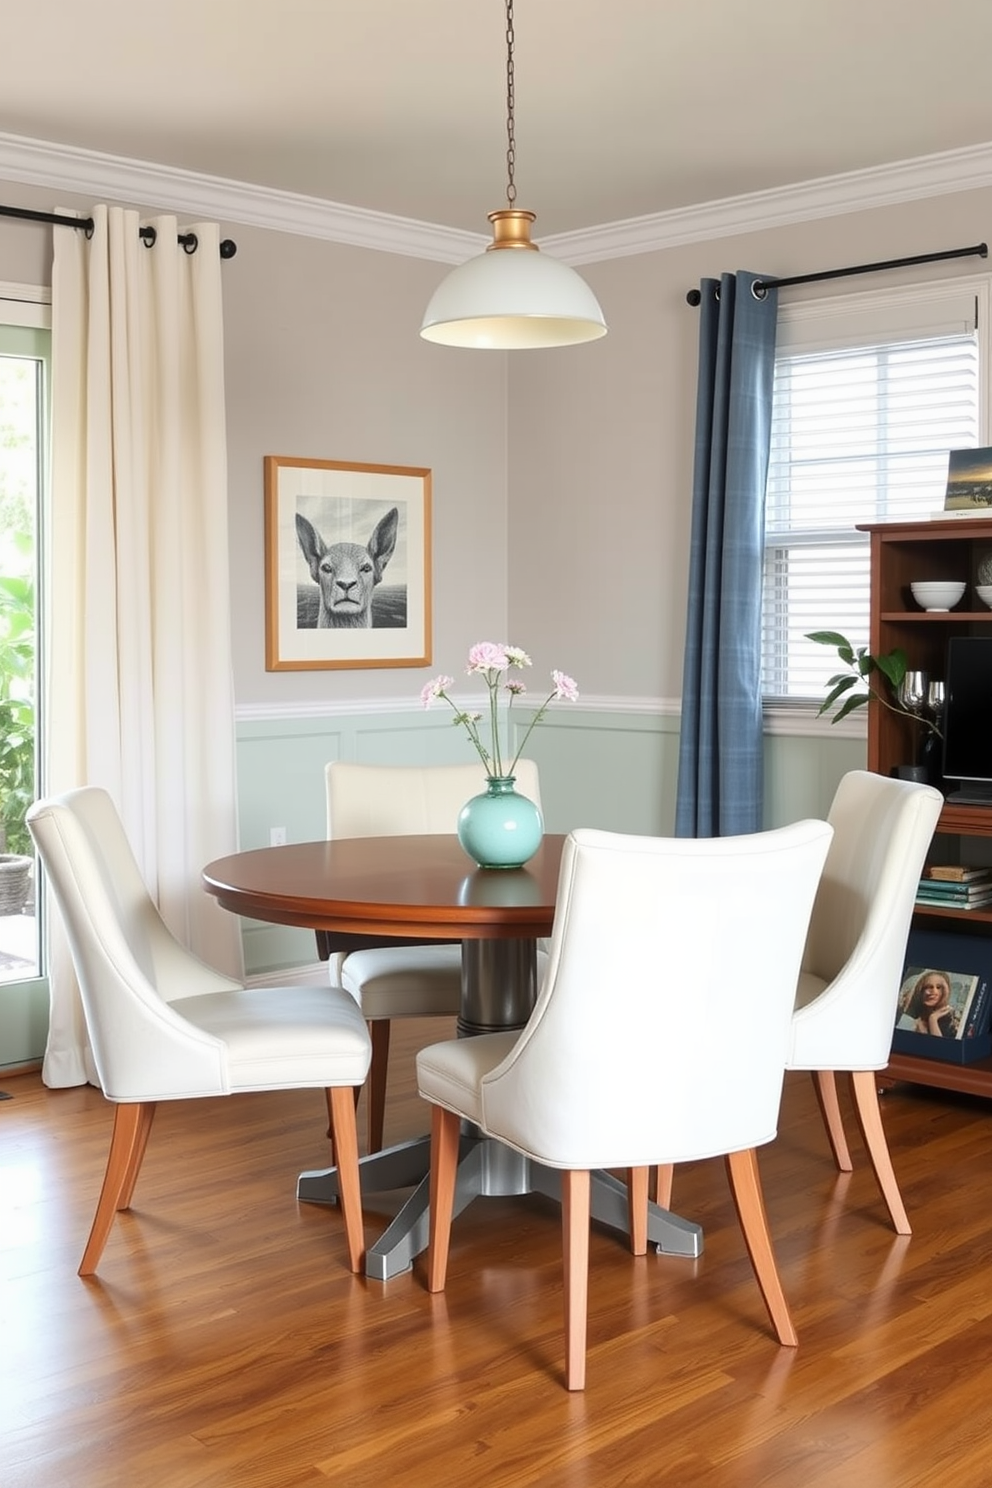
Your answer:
[0,287,50,985]
[761,278,990,708]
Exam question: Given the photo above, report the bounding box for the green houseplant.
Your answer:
[806,630,942,738]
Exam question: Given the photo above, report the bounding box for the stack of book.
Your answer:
[916,865,992,911]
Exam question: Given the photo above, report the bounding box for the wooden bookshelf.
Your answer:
[860,515,992,1098]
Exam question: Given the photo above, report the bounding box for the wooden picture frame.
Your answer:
[264,456,432,671]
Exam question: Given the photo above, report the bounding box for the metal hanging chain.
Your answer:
[504,0,516,206]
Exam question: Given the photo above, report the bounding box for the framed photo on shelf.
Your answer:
[943,446,992,513]
[891,928,992,1064]
[264,456,432,671]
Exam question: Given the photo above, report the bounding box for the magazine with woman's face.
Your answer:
[895,966,980,1040]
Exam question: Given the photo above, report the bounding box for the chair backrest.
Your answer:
[478,819,833,1170]
[27,787,239,1100]
[325,759,541,840]
[788,769,944,1069]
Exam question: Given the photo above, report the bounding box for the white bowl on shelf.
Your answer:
[976,584,992,609]
[910,580,966,612]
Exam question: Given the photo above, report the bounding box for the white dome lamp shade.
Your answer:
[421,208,607,349]
[419,1,607,351]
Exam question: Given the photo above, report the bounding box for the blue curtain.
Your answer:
[675,271,779,837]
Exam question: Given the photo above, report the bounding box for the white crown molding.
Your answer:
[544,140,992,264]
[4,129,992,267]
[0,132,485,265]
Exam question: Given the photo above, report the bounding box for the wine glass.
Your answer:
[896,670,928,718]
[926,679,945,728]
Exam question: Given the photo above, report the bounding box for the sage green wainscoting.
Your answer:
[233,705,865,978]
[763,726,866,829]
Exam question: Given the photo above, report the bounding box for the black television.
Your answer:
[942,636,992,802]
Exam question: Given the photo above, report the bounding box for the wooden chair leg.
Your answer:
[117,1101,156,1210]
[627,1167,648,1256]
[324,1086,362,1166]
[328,1085,366,1273]
[811,1069,853,1172]
[849,1068,911,1235]
[367,1019,391,1154]
[725,1147,797,1347]
[655,1162,674,1210]
[427,1104,460,1293]
[79,1102,154,1276]
[562,1169,591,1391]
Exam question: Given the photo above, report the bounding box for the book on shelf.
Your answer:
[963,979,991,1040]
[891,928,992,1064]
[916,886,992,906]
[916,881,992,898]
[915,894,992,911]
[922,865,992,884]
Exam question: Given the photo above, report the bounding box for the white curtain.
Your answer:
[42,204,244,1088]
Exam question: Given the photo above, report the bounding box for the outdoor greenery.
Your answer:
[0,355,38,858]
[0,561,35,855]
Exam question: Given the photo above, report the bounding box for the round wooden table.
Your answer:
[203,833,565,1036]
[202,833,703,1279]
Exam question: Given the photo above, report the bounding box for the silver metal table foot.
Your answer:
[581,1168,703,1257]
[299,1132,703,1279]
[297,1134,431,1205]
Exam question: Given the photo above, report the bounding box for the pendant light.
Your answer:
[420,0,607,350]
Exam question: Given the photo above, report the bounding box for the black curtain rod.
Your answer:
[685,242,987,305]
[0,203,237,258]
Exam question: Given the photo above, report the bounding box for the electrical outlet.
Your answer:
[269,826,287,847]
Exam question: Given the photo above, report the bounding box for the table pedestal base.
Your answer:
[298,1136,704,1281]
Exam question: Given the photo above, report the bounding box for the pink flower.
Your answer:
[420,675,454,707]
[418,644,578,777]
[467,642,509,674]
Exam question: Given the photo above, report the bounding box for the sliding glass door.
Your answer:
[0,309,48,1052]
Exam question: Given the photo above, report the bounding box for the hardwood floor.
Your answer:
[3,1019,992,1487]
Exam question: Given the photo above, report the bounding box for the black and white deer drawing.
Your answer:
[295,507,399,629]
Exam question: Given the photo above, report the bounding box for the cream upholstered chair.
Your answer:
[417,819,833,1391]
[787,770,942,1231]
[320,759,542,1153]
[655,771,943,1236]
[27,787,372,1277]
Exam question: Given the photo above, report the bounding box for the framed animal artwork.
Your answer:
[264,456,432,670]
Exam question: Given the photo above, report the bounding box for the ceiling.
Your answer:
[6,0,992,239]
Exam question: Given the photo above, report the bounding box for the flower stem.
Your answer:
[488,672,502,776]
[507,693,554,776]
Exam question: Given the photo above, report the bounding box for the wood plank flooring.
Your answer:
[3,1019,992,1487]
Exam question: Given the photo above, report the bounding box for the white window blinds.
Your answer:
[762,279,987,704]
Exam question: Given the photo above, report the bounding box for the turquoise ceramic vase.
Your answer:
[457,775,544,870]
